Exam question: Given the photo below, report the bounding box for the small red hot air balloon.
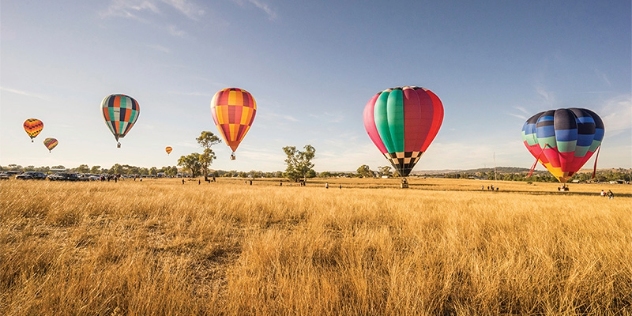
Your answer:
[43,138,58,153]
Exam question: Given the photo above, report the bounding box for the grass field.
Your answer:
[1,177,631,315]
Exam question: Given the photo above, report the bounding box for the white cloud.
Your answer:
[309,111,345,123]
[259,111,299,123]
[162,0,205,20]
[0,86,52,101]
[146,44,171,53]
[513,106,529,115]
[534,83,556,108]
[167,24,187,37]
[232,0,277,20]
[167,91,211,97]
[247,0,277,20]
[507,107,529,121]
[101,0,159,20]
[594,68,612,86]
[102,0,204,20]
[600,95,632,137]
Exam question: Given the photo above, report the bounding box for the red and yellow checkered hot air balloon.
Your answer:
[210,88,257,160]
[23,118,44,142]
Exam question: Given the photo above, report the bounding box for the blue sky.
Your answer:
[1,0,630,172]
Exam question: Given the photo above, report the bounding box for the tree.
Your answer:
[196,131,221,181]
[90,165,101,174]
[357,164,373,178]
[76,164,90,174]
[282,145,316,182]
[377,166,392,178]
[109,164,123,175]
[165,166,178,177]
[178,153,202,177]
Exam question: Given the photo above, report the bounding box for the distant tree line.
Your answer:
[3,130,630,183]
[2,163,630,183]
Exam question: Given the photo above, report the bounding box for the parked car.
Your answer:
[16,172,47,180]
[77,174,92,181]
[0,172,10,180]
[47,173,79,181]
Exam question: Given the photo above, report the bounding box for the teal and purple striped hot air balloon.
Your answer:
[363,86,444,177]
[101,94,140,148]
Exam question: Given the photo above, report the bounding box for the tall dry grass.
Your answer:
[1,178,630,315]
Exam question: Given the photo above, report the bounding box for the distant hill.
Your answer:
[412,167,532,175]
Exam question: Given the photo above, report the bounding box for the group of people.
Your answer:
[600,189,615,199]
[101,174,121,182]
[482,185,499,191]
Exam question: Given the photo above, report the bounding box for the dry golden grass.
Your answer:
[1,178,630,315]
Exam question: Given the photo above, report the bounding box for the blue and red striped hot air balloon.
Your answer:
[521,108,605,183]
[363,86,444,177]
[101,94,140,148]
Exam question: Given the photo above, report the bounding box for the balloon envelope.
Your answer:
[363,86,444,177]
[24,118,44,142]
[43,138,58,152]
[210,88,257,154]
[165,146,173,155]
[521,108,605,183]
[101,94,140,147]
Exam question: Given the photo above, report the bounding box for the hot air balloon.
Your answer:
[43,138,58,153]
[521,108,605,183]
[363,86,444,178]
[165,146,173,155]
[101,94,140,148]
[211,88,257,160]
[24,118,44,142]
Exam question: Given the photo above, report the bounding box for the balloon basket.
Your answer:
[400,178,409,189]
[230,153,236,160]
[117,142,121,148]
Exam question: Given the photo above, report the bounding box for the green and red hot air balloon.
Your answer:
[363,86,444,177]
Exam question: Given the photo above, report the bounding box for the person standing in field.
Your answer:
[325,182,329,189]
[607,190,614,199]
[601,190,606,197]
